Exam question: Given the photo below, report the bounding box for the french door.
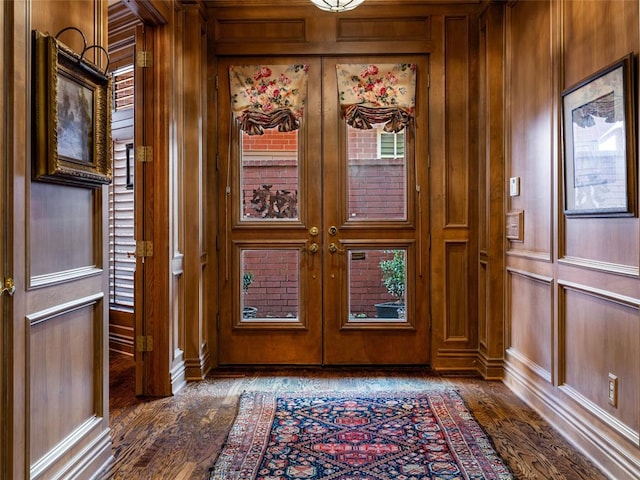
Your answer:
[217,55,430,365]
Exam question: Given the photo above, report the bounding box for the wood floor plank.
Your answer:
[99,354,608,479]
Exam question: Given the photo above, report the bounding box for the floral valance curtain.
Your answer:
[336,63,417,132]
[229,64,309,135]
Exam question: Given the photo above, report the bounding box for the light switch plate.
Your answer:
[509,176,520,196]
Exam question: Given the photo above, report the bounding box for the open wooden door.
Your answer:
[2,1,113,477]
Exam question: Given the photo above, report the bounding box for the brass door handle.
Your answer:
[1,277,15,296]
[328,242,344,254]
[308,243,319,254]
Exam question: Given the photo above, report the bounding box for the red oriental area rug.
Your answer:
[210,391,514,480]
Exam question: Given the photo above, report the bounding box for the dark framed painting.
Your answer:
[32,30,112,188]
[561,54,636,217]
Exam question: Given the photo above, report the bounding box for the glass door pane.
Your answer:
[347,124,407,220]
[241,129,299,221]
[241,248,300,322]
[348,248,407,322]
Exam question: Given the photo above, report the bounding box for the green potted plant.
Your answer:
[242,271,257,319]
[375,250,406,318]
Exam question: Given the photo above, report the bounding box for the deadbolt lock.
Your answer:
[328,226,338,236]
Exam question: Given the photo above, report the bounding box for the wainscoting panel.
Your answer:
[444,16,470,228]
[506,268,553,381]
[27,294,105,477]
[30,183,97,279]
[559,281,640,435]
[445,241,469,341]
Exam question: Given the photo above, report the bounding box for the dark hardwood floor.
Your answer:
[99,352,609,479]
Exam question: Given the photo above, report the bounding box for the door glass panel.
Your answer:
[348,248,406,322]
[241,128,299,220]
[347,123,406,220]
[241,248,299,322]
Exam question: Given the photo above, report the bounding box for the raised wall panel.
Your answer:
[507,268,553,381]
[337,17,430,41]
[506,0,552,259]
[27,295,104,475]
[216,19,306,42]
[30,183,96,279]
[478,23,488,253]
[444,16,470,227]
[560,282,640,435]
[445,241,469,340]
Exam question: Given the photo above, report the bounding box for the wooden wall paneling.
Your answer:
[29,184,95,279]
[445,241,470,341]
[506,268,553,383]
[429,11,479,374]
[560,0,640,271]
[506,0,553,261]
[210,4,438,56]
[444,16,470,228]
[183,4,209,380]
[476,2,505,379]
[559,281,640,437]
[27,295,106,477]
[503,0,640,477]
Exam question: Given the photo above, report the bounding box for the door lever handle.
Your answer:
[1,277,15,296]
[328,242,344,254]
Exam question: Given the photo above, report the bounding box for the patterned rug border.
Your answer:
[210,389,514,480]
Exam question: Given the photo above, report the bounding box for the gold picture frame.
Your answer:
[561,54,636,217]
[32,30,112,188]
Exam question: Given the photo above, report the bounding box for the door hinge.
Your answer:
[136,50,153,68]
[137,145,153,163]
[136,240,154,257]
[136,335,153,352]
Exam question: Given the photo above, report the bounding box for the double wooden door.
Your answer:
[217,55,430,365]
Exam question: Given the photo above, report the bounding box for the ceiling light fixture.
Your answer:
[310,0,365,12]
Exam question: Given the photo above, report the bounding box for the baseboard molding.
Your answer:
[475,350,505,380]
[184,347,210,381]
[432,348,479,374]
[504,362,640,480]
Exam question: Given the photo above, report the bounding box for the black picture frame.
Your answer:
[32,30,112,188]
[561,54,636,217]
